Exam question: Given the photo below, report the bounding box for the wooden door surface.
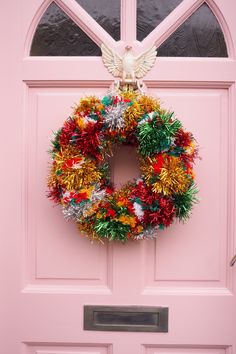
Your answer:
[1,0,236,354]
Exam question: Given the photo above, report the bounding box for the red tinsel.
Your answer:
[106,208,116,217]
[153,154,164,174]
[73,122,102,159]
[174,129,192,147]
[62,157,83,170]
[48,186,62,204]
[148,197,176,226]
[59,117,77,147]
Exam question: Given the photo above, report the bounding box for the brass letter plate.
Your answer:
[84,306,168,332]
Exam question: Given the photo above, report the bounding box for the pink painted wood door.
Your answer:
[1,1,236,354]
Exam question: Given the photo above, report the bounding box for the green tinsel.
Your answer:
[137,111,183,156]
[173,183,198,220]
[101,95,113,106]
[94,219,130,241]
[132,197,143,205]
[169,146,185,157]
[159,111,182,135]
[70,128,79,145]
[102,198,132,217]
[137,121,171,156]
[116,206,129,216]
[99,162,110,185]
[149,175,159,184]
[150,200,159,212]
[50,129,61,153]
[89,113,99,121]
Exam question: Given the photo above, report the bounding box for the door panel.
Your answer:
[144,348,228,354]
[24,344,111,354]
[24,85,112,292]
[144,86,231,292]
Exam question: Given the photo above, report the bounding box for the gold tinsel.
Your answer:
[47,175,60,190]
[123,95,161,130]
[141,156,190,196]
[138,95,160,113]
[117,215,137,228]
[123,101,142,130]
[77,221,104,243]
[153,156,190,195]
[83,200,101,218]
[76,116,86,129]
[120,91,140,130]
[186,141,196,155]
[74,96,102,114]
[120,91,138,101]
[50,147,101,191]
[140,156,159,179]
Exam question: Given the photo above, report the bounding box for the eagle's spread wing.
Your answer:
[101,43,123,78]
[134,46,157,79]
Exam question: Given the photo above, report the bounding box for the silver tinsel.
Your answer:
[62,185,107,222]
[134,226,159,240]
[62,203,85,221]
[90,185,106,203]
[103,101,127,129]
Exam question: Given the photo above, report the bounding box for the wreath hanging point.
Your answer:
[47,90,199,243]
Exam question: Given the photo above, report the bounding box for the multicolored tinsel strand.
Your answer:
[47,92,199,242]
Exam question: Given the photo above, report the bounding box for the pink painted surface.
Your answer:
[1,1,236,354]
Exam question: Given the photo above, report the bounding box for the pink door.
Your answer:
[1,0,236,353]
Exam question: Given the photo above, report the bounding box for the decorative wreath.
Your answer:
[47,91,198,242]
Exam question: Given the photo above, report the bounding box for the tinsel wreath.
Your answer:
[47,91,199,243]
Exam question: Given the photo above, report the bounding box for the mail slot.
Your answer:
[84,306,168,332]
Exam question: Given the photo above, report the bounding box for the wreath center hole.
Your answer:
[109,144,140,190]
